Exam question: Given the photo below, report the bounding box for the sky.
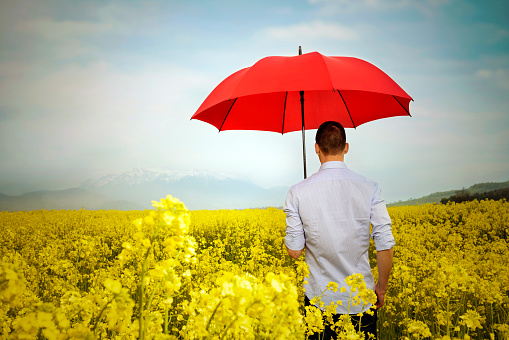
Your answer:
[0,0,508,204]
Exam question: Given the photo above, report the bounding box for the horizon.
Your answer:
[1,166,507,207]
[1,0,508,206]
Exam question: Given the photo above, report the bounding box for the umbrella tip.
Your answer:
[299,46,302,55]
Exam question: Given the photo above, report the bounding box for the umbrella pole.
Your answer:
[298,46,307,179]
[300,90,307,179]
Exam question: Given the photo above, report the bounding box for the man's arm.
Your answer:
[375,247,393,308]
[283,187,306,260]
[286,245,304,260]
[370,182,395,308]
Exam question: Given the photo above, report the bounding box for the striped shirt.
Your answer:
[284,161,395,314]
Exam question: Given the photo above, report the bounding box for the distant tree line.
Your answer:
[440,188,509,204]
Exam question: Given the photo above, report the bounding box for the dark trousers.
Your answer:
[304,295,377,340]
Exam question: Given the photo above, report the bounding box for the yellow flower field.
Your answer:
[0,196,507,339]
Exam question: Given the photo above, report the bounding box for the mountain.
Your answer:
[2,172,507,212]
[0,188,144,211]
[387,180,509,207]
[80,168,289,210]
[0,169,289,211]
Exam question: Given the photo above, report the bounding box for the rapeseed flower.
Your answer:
[0,198,507,339]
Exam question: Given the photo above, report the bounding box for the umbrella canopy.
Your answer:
[192,50,412,178]
[192,51,412,132]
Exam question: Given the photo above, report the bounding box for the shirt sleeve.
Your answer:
[370,182,395,251]
[283,186,306,251]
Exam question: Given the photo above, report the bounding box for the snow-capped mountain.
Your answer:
[81,168,246,188]
[0,169,288,211]
[80,168,288,210]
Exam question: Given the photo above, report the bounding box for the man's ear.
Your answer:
[343,143,349,155]
[315,143,320,154]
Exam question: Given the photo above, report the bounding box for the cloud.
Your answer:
[0,61,28,79]
[263,21,358,41]
[0,60,213,187]
[308,0,453,15]
[475,68,509,90]
[10,16,125,60]
[487,28,509,44]
[16,18,120,40]
[475,68,508,78]
[0,60,210,117]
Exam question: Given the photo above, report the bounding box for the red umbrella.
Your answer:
[192,47,412,178]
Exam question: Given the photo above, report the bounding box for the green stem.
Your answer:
[165,303,172,335]
[358,312,363,333]
[490,303,494,336]
[446,294,450,338]
[92,297,114,333]
[139,248,151,340]
[203,299,223,339]
[185,308,191,339]
[269,312,285,338]
[402,274,410,339]
[347,289,353,315]
[146,280,162,313]
[220,316,238,340]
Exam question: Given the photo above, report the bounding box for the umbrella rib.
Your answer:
[281,91,288,134]
[392,95,412,117]
[317,53,335,89]
[219,98,237,132]
[336,90,356,129]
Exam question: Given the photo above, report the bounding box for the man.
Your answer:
[284,121,395,340]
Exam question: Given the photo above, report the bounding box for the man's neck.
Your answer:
[320,155,344,164]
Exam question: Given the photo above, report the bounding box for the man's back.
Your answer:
[284,161,393,314]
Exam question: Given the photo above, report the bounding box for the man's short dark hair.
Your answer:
[315,121,346,155]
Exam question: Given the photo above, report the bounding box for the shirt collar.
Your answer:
[319,161,348,171]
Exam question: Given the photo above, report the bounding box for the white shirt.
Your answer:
[284,161,395,314]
